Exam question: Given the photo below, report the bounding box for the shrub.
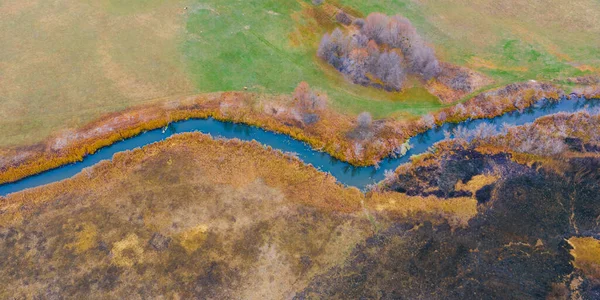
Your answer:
[361,13,440,80]
[347,112,375,141]
[408,45,440,80]
[293,81,327,112]
[451,123,498,142]
[352,18,365,29]
[421,113,436,128]
[292,82,327,125]
[302,113,320,125]
[449,72,471,92]
[362,13,388,44]
[336,11,352,25]
[371,51,405,90]
[357,112,372,128]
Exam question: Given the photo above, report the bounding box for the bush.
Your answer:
[336,11,352,25]
[352,18,365,29]
[371,51,405,90]
[292,82,327,125]
[293,81,327,112]
[357,112,372,128]
[361,13,440,80]
[451,123,498,142]
[449,72,471,91]
[347,112,375,140]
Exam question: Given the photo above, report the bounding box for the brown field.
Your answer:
[0,132,482,298]
[0,0,196,147]
[0,133,367,298]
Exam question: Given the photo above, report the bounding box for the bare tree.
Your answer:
[348,112,375,140]
[371,51,405,91]
[357,112,372,128]
[343,48,370,84]
[317,12,440,90]
[408,44,440,80]
[362,13,388,44]
[293,82,327,112]
[383,15,413,48]
[317,33,333,60]
[421,113,436,128]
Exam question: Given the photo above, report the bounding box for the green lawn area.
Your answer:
[183,0,443,119]
[342,0,600,84]
[183,0,600,115]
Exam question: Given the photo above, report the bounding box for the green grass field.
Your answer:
[345,0,600,84]
[183,0,444,119]
[183,0,600,109]
[1,0,599,147]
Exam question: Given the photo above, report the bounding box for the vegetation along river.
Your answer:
[0,97,598,196]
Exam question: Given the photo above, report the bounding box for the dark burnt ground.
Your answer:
[298,148,600,299]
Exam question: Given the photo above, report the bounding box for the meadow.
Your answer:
[183,0,600,109]
[2,0,599,148]
[0,0,196,146]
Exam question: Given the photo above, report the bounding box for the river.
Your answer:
[0,97,597,196]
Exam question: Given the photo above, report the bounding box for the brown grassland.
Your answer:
[0,133,478,298]
[0,0,196,147]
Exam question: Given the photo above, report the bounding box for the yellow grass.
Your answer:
[455,174,499,196]
[568,237,600,282]
[0,0,196,147]
[366,192,478,228]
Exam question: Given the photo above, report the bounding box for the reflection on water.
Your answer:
[0,97,597,196]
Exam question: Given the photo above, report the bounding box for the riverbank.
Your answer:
[1,80,599,186]
[1,116,599,299]
[379,109,600,196]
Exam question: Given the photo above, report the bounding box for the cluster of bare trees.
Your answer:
[318,13,440,91]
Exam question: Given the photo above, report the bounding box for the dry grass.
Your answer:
[366,192,478,229]
[0,90,415,184]
[0,133,369,298]
[0,132,484,298]
[5,78,598,186]
[568,237,600,283]
[455,174,499,196]
[1,133,364,217]
[0,0,196,147]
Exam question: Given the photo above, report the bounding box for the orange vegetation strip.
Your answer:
[0,92,360,185]
[0,133,364,223]
[1,132,482,231]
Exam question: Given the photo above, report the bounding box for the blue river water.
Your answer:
[0,97,598,196]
